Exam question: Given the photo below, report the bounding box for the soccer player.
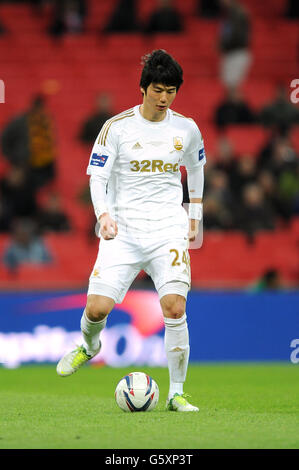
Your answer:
[57,50,206,412]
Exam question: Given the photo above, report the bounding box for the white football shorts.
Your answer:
[87,232,191,304]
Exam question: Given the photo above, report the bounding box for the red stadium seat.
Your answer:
[223,126,269,157]
[0,0,298,289]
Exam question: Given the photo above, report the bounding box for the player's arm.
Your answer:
[182,122,206,242]
[188,169,204,242]
[86,122,118,240]
[89,175,117,239]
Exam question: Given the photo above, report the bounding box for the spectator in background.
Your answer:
[230,155,257,197]
[79,93,114,145]
[1,95,56,189]
[250,268,282,292]
[29,0,46,15]
[278,158,299,217]
[204,168,236,228]
[259,84,299,133]
[3,218,52,272]
[258,137,298,221]
[103,0,140,33]
[235,183,276,238]
[214,136,237,177]
[48,0,87,37]
[205,168,234,207]
[258,169,293,223]
[285,0,299,19]
[197,0,220,18]
[37,193,71,233]
[0,193,11,232]
[0,166,37,226]
[257,127,288,171]
[214,85,256,129]
[262,136,297,180]
[203,194,234,231]
[0,15,7,35]
[144,0,183,34]
[218,0,251,88]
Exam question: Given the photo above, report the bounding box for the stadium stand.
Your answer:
[0,0,298,289]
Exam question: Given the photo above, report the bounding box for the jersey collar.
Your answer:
[134,105,171,127]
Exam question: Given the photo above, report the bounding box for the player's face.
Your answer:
[141,83,177,120]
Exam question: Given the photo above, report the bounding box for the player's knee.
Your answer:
[161,294,186,319]
[86,295,114,322]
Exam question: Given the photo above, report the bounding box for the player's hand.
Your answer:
[99,213,118,240]
[188,218,199,242]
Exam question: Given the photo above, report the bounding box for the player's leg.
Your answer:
[160,288,198,412]
[81,294,115,355]
[57,234,141,377]
[160,292,187,399]
[56,294,115,377]
[143,236,198,411]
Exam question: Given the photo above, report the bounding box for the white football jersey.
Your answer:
[87,105,206,238]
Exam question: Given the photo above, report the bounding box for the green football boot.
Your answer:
[166,393,199,412]
[56,344,100,377]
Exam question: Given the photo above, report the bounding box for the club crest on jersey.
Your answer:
[90,153,108,167]
[173,136,183,151]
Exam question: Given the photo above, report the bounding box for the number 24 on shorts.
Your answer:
[169,249,190,267]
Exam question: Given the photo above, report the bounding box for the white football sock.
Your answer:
[80,309,107,356]
[164,313,190,400]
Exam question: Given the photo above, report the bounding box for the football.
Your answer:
[115,371,159,412]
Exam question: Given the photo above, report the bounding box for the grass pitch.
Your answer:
[0,363,298,449]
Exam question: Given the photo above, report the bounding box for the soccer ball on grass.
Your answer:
[115,371,159,412]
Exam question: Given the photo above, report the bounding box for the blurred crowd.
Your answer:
[0,0,298,275]
[189,128,299,240]
[0,94,71,271]
[0,0,298,37]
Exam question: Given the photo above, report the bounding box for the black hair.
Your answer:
[139,49,183,94]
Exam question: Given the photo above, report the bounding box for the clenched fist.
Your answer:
[99,213,118,240]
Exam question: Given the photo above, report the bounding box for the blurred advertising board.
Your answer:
[0,290,298,368]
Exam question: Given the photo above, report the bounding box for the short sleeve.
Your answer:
[182,120,206,171]
[86,120,118,179]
